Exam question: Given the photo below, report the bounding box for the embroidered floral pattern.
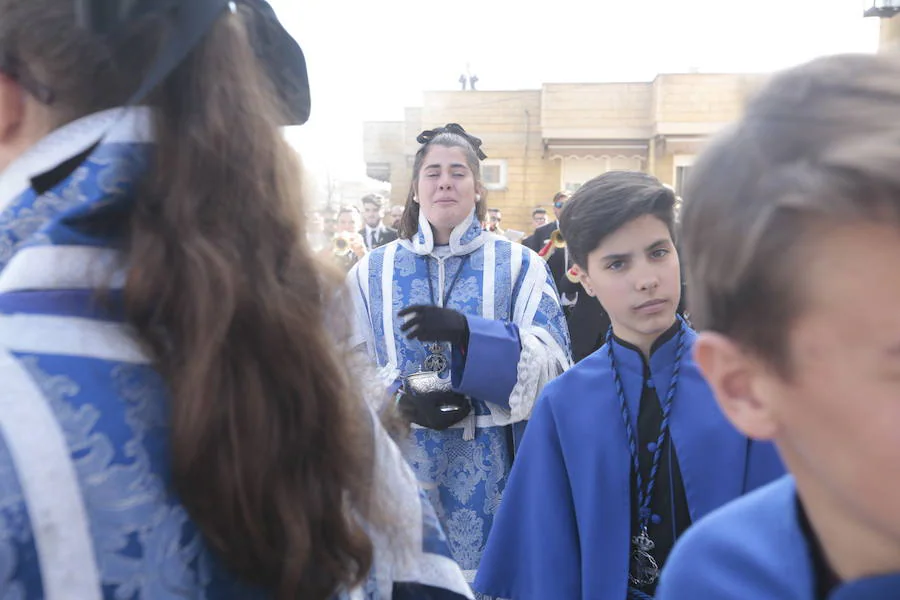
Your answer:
[0,432,40,600]
[0,143,147,272]
[15,355,215,599]
[445,509,483,570]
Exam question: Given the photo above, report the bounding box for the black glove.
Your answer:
[397,390,472,430]
[399,305,470,348]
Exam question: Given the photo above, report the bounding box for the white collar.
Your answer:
[399,206,485,257]
[0,106,153,214]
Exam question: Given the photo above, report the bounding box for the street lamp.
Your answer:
[865,0,900,17]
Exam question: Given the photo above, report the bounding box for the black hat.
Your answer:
[76,0,311,125]
[242,0,311,125]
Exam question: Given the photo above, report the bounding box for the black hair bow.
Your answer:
[416,123,488,160]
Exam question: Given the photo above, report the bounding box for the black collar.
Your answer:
[611,318,681,359]
[796,495,841,599]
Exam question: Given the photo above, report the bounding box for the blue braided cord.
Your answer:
[608,331,643,518]
[642,327,685,526]
[627,587,655,600]
[607,317,686,531]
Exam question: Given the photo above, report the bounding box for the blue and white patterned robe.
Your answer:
[0,107,473,599]
[348,208,572,585]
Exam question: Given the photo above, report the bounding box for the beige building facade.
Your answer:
[364,73,764,232]
[879,12,900,47]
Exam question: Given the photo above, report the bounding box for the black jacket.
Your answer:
[360,225,399,250]
[524,221,558,253]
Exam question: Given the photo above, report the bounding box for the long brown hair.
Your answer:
[399,130,488,239]
[0,2,377,597]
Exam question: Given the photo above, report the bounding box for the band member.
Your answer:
[0,1,471,597]
[333,205,367,270]
[360,193,398,250]
[389,204,404,229]
[530,193,585,325]
[530,191,609,362]
[348,123,571,590]
[485,207,504,234]
[520,207,548,247]
[524,191,569,253]
[658,53,900,600]
[475,171,783,600]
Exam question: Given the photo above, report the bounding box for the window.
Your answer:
[564,182,582,193]
[674,166,691,198]
[672,155,695,198]
[481,159,508,190]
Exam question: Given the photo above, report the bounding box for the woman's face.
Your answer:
[415,145,479,239]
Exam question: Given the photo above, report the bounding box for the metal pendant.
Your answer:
[628,529,660,587]
[423,342,449,374]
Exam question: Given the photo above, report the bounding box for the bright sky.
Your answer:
[271,0,880,179]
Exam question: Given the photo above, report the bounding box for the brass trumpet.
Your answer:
[332,233,352,256]
[550,229,565,248]
[566,264,581,284]
[538,228,566,260]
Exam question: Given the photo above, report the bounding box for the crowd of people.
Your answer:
[314,181,616,364]
[0,1,899,599]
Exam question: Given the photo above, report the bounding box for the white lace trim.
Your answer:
[483,244,571,426]
[365,410,474,598]
[487,327,569,426]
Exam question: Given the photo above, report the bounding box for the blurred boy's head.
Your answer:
[682,53,900,544]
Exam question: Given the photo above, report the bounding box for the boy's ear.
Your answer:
[575,264,594,296]
[693,331,780,441]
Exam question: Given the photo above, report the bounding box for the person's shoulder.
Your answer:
[372,238,403,257]
[485,233,543,265]
[658,476,801,599]
[541,346,614,410]
[502,238,550,273]
[534,221,557,239]
[347,240,399,279]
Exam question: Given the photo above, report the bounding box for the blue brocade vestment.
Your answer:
[348,208,572,587]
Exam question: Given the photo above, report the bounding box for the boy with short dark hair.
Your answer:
[473,170,783,600]
[656,53,900,600]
